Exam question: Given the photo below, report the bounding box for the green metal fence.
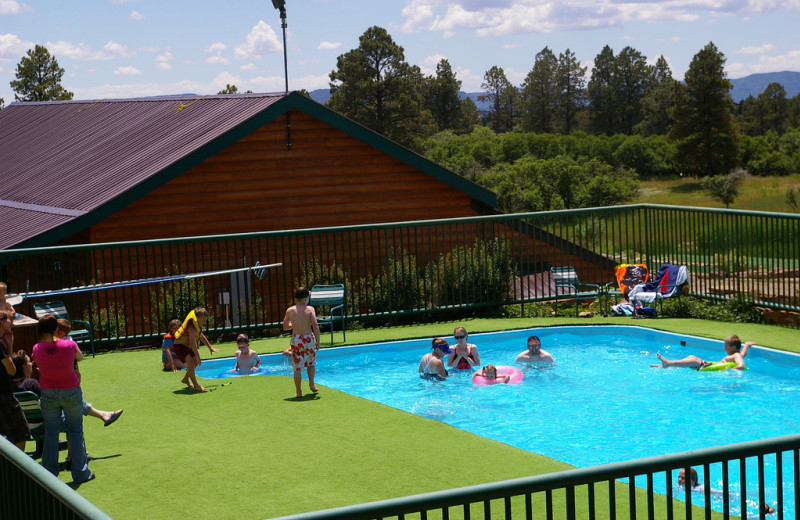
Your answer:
[267,434,800,520]
[1,204,798,346]
[0,436,113,520]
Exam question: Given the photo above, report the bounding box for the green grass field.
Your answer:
[65,316,796,519]
[633,173,800,213]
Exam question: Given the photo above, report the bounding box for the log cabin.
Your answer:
[1,92,613,342]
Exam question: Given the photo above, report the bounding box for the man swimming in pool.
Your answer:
[516,336,554,364]
[651,335,755,370]
[419,338,450,381]
[232,333,261,375]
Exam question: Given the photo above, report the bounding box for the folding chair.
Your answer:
[309,284,346,345]
[550,266,601,317]
[32,300,95,357]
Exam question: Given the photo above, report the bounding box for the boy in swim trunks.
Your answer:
[282,287,321,398]
[651,335,755,370]
[232,333,261,375]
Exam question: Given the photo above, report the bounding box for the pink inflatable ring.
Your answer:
[472,365,524,386]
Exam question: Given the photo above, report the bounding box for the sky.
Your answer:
[2,0,800,105]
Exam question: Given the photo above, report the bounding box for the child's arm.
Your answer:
[310,308,321,350]
[499,374,511,384]
[724,352,746,369]
[253,350,261,368]
[199,332,219,353]
[282,307,294,331]
[741,341,756,357]
[165,347,177,372]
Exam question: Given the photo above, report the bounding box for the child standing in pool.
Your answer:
[282,287,321,398]
[232,333,261,375]
[651,335,755,370]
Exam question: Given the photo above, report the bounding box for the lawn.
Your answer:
[633,173,800,213]
[67,316,797,519]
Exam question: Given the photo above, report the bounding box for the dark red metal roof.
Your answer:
[0,93,287,250]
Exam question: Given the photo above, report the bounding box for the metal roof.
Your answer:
[0,92,498,250]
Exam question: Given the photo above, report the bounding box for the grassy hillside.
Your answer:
[632,173,800,213]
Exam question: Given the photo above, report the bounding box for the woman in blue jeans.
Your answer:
[31,314,94,483]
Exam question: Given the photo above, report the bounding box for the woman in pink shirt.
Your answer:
[31,314,94,483]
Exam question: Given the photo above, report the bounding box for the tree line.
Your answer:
[7,33,800,212]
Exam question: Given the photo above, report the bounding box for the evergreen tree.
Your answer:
[10,45,73,102]
[555,49,586,134]
[614,46,651,134]
[423,59,463,132]
[636,56,680,136]
[520,47,559,133]
[738,82,788,136]
[587,45,617,135]
[479,66,516,133]
[328,26,432,146]
[456,97,481,134]
[671,42,738,176]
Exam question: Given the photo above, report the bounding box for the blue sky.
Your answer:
[2,0,800,105]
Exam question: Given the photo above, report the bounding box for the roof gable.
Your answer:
[0,92,497,250]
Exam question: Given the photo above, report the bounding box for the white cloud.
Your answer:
[240,62,256,70]
[104,41,135,57]
[736,43,775,55]
[317,41,341,50]
[0,32,30,59]
[156,50,173,63]
[128,10,144,21]
[0,0,17,14]
[422,53,447,66]
[503,43,521,49]
[114,65,141,75]
[206,55,230,65]
[48,41,113,61]
[234,20,282,60]
[155,62,172,70]
[399,0,798,37]
[207,42,227,53]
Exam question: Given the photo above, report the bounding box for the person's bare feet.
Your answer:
[294,392,302,398]
[180,375,191,386]
[192,385,206,392]
[309,386,319,393]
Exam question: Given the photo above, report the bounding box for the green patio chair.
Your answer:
[550,266,601,317]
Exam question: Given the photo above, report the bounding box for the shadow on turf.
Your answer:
[284,393,321,402]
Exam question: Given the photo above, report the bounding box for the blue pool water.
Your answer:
[196,325,800,517]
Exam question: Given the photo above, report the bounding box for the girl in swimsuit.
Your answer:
[447,326,480,370]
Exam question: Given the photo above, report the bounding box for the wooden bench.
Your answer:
[32,300,96,357]
[309,284,346,345]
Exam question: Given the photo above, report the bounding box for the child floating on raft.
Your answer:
[651,335,755,371]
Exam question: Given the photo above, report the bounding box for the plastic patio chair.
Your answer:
[309,284,346,345]
[14,391,45,458]
[32,300,96,357]
[627,264,690,312]
[550,266,601,317]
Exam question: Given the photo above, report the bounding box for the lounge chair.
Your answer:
[604,263,649,314]
[628,264,690,311]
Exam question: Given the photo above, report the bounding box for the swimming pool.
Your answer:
[195,325,800,517]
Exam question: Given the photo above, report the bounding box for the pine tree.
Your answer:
[671,42,738,176]
[10,45,73,102]
[555,49,586,134]
[520,47,559,133]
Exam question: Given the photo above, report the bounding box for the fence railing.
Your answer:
[0,436,113,520]
[266,433,800,520]
[1,204,798,346]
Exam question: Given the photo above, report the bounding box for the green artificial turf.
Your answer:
[65,317,794,519]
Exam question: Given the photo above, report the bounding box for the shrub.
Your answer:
[148,270,211,335]
[425,238,514,308]
[359,249,425,314]
[83,300,127,339]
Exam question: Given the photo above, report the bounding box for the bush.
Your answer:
[659,296,762,323]
[149,266,210,334]
[84,301,127,339]
[358,249,425,314]
[425,238,514,308]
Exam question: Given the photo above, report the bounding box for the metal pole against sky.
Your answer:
[271,0,292,147]
[272,0,289,93]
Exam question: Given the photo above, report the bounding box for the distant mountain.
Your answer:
[309,71,800,109]
[730,71,800,102]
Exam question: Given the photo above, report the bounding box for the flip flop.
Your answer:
[104,409,123,427]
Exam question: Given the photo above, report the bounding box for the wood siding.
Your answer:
[88,110,483,243]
